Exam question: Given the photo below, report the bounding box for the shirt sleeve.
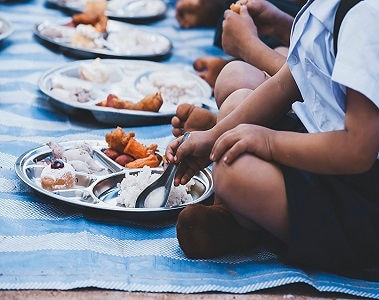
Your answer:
[332,0,379,109]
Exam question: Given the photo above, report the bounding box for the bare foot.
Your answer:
[176,203,260,258]
[171,103,217,137]
[193,57,229,89]
[175,0,225,28]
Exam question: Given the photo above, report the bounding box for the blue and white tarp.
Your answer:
[0,0,378,298]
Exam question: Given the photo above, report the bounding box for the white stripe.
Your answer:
[0,153,17,170]
[0,232,180,258]
[0,198,82,220]
[0,230,276,263]
[0,178,23,192]
[0,111,72,131]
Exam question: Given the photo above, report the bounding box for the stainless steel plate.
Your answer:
[38,59,214,126]
[34,18,172,60]
[15,140,214,222]
[46,0,168,22]
[0,16,14,42]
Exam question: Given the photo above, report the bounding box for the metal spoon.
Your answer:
[134,132,190,208]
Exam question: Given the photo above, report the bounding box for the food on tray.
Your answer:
[116,166,194,208]
[37,14,171,57]
[71,0,108,33]
[71,24,105,49]
[96,92,163,112]
[49,73,98,103]
[47,141,106,174]
[68,0,108,48]
[40,159,76,191]
[79,58,112,83]
[124,154,159,168]
[103,127,160,168]
[230,3,241,13]
[136,71,202,106]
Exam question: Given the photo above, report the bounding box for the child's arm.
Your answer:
[211,86,379,174]
[222,5,287,76]
[210,65,379,174]
[209,63,301,143]
[269,88,379,174]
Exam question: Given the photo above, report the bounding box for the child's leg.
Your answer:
[171,88,252,137]
[193,57,229,89]
[175,0,226,28]
[176,149,289,258]
[171,103,217,137]
[176,202,263,258]
[214,60,268,107]
[213,153,290,242]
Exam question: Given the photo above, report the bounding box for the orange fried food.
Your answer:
[230,3,241,13]
[123,137,159,159]
[72,0,108,33]
[123,137,148,159]
[96,92,163,112]
[72,14,108,33]
[105,127,135,153]
[132,92,163,112]
[125,154,160,169]
[104,127,160,168]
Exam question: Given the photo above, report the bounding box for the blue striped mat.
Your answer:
[0,0,378,297]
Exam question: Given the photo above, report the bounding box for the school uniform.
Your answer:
[281,0,379,276]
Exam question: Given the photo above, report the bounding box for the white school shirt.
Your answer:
[287,0,379,158]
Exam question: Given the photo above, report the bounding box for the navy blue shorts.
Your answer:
[274,114,379,279]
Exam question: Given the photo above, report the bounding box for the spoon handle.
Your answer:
[162,131,190,196]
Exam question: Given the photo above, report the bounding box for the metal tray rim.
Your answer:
[15,140,214,219]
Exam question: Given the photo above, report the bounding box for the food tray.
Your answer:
[34,18,172,60]
[38,59,214,126]
[15,140,214,222]
[46,0,168,23]
[0,16,14,42]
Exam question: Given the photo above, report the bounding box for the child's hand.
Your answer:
[222,5,259,60]
[165,131,214,185]
[210,124,274,164]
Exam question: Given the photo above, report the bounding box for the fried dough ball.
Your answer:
[105,127,135,153]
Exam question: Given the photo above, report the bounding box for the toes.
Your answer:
[193,57,206,71]
[176,103,195,121]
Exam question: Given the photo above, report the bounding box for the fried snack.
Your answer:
[123,137,159,159]
[146,144,158,155]
[105,127,135,153]
[123,137,148,159]
[230,3,241,13]
[125,154,160,169]
[72,0,108,33]
[131,92,163,112]
[97,92,163,112]
[103,127,160,168]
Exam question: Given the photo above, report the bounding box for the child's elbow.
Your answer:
[350,152,378,173]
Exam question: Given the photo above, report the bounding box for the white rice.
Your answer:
[116,166,194,208]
